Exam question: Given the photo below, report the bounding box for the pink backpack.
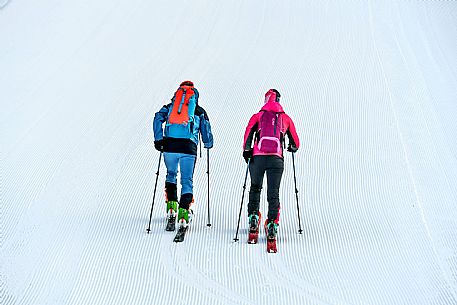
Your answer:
[258,110,283,154]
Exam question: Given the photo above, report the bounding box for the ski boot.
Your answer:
[247,212,261,244]
[174,208,193,242]
[165,201,178,231]
[265,220,278,253]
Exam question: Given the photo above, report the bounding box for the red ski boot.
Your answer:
[247,212,261,244]
[265,220,278,253]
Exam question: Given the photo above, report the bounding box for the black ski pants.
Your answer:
[248,155,284,223]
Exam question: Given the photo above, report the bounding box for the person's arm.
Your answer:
[285,115,300,150]
[198,107,214,149]
[243,114,259,150]
[153,105,169,141]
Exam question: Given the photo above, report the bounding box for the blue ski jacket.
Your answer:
[153,102,214,155]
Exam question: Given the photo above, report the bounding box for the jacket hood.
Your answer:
[261,101,284,112]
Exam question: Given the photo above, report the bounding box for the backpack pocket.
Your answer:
[258,136,281,154]
[165,121,192,139]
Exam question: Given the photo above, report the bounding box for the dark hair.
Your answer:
[180,80,194,87]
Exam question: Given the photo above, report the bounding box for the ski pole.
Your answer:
[206,148,211,227]
[291,152,303,234]
[233,158,250,242]
[146,152,163,233]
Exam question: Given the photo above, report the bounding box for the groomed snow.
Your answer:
[2,1,457,304]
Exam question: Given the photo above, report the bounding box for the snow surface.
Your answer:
[2,1,457,304]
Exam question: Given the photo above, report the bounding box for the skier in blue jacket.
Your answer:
[153,81,213,231]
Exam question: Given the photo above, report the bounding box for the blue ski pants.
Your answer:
[163,152,196,204]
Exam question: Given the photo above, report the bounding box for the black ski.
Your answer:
[165,215,176,231]
[173,226,188,242]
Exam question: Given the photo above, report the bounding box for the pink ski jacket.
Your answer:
[243,100,300,158]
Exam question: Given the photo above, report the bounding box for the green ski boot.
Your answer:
[177,207,192,228]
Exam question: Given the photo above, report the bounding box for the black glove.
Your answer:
[287,145,298,153]
[243,149,253,163]
[154,140,164,152]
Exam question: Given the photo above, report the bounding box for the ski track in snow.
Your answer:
[2,1,457,305]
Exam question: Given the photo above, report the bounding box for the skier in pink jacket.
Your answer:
[242,89,300,242]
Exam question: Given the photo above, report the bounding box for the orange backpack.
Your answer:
[165,84,198,139]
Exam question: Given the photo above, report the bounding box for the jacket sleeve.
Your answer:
[199,109,214,149]
[243,113,259,150]
[153,105,169,141]
[285,114,300,149]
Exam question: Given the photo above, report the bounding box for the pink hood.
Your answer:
[261,101,284,113]
[264,89,280,104]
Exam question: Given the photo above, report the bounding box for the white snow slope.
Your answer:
[2,1,457,305]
